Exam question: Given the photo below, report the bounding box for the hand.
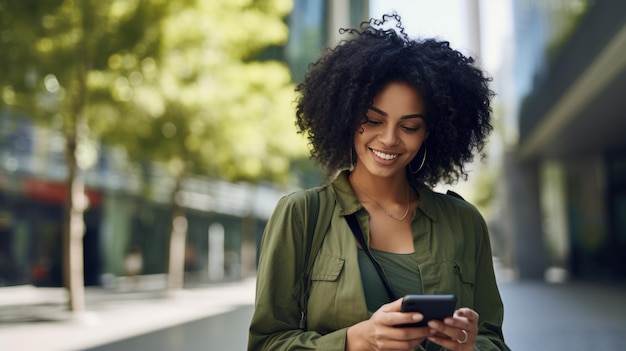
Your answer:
[426,308,479,350]
[346,298,430,351]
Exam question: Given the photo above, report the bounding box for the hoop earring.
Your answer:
[350,147,356,169]
[409,145,427,174]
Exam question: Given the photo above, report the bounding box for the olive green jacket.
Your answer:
[248,172,510,351]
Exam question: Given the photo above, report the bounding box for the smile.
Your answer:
[371,149,399,160]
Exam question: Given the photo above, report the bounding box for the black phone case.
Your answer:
[396,294,457,327]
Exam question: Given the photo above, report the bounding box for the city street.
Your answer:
[89,281,626,351]
[2,278,626,350]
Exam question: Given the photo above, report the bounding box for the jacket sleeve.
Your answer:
[471,211,512,351]
[248,192,348,351]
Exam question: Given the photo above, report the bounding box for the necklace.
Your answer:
[359,187,411,222]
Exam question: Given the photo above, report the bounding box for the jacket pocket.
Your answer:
[311,253,344,281]
[454,260,475,307]
[307,254,346,333]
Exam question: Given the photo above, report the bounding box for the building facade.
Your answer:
[0,113,289,288]
[499,0,626,281]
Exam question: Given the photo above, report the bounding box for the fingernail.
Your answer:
[412,313,423,321]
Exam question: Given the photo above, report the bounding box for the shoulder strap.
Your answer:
[345,214,397,301]
[446,190,465,201]
[298,187,329,330]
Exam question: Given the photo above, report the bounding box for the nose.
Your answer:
[379,125,399,146]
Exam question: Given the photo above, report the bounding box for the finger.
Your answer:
[374,298,424,327]
[427,320,455,337]
[428,327,467,343]
[455,308,479,322]
[443,309,479,337]
[394,313,426,328]
[428,319,474,349]
[428,319,472,340]
[428,330,470,350]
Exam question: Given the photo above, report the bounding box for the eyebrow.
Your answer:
[368,106,426,120]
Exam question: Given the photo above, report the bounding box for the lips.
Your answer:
[371,148,399,160]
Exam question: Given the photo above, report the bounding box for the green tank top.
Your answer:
[358,248,423,313]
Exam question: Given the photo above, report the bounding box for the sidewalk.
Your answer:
[3,278,626,351]
[0,278,257,351]
[499,280,626,350]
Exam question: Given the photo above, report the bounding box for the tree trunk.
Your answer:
[167,172,188,292]
[63,131,86,313]
[63,3,90,311]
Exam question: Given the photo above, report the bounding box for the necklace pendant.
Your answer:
[354,183,411,222]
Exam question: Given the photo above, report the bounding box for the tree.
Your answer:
[97,0,304,290]
[0,0,168,313]
[0,0,308,304]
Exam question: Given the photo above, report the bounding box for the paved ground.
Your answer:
[1,278,625,351]
[499,280,626,350]
[85,305,255,351]
[0,278,256,351]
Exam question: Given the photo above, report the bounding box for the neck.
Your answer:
[348,170,413,222]
[348,169,411,201]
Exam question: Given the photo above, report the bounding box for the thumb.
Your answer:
[380,297,404,312]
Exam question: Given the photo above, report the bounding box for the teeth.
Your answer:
[372,149,398,160]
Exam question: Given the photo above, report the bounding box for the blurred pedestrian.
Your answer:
[249,13,510,351]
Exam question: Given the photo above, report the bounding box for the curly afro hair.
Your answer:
[294,13,494,187]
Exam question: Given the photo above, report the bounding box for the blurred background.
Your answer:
[0,0,625,350]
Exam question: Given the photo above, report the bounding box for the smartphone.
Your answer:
[396,294,457,327]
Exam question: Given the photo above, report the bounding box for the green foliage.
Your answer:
[96,0,307,183]
[1,1,158,127]
[0,0,308,184]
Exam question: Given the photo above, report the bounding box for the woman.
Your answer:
[248,13,510,351]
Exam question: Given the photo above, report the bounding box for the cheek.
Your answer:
[408,132,427,149]
[405,135,427,158]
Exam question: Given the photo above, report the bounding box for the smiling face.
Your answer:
[352,81,428,181]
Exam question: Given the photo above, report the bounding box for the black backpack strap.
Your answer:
[298,187,330,330]
[345,213,397,301]
[446,190,465,201]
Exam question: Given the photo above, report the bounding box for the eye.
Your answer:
[363,115,382,126]
[401,125,421,133]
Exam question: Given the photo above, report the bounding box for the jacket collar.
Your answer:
[329,170,438,222]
